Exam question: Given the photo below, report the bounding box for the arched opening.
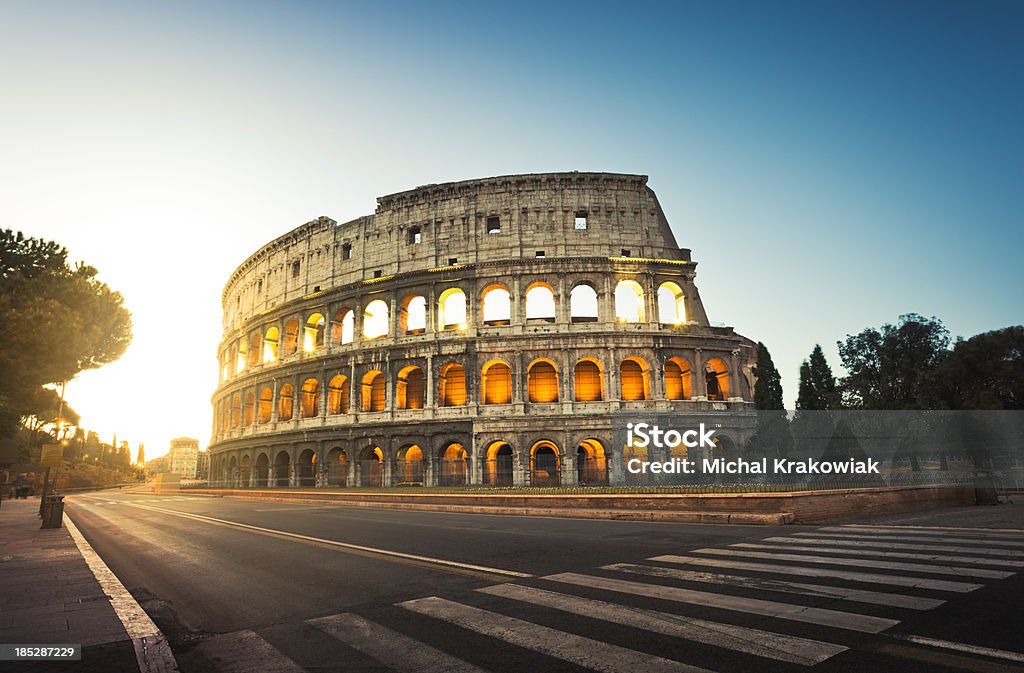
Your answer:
[300,378,320,418]
[573,359,604,401]
[665,357,694,400]
[615,280,645,323]
[326,447,348,487]
[361,371,386,412]
[439,443,468,486]
[264,326,279,362]
[304,313,326,352]
[243,391,255,426]
[327,374,350,414]
[396,366,426,409]
[704,357,731,401]
[220,353,229,382]
[278,384,294,421]
[577,439,608,485]
[484,441,514,486]
[240,455,252,488]
[248,332,262,367]
[363,299,389,339]
[255,452,269,487]
[530,441,560,486]
[358,446,383,487]
[438,288,467,330]
[712,434,736,460]
[527,359,559,403]
[624,440,648,485]
[273,451,290,487]
[400,295,427,334]
[397,445,424,485]
[282,320,300,357]
[620,357,650,401]
[525,283,556,322]
[297,449,316,487]
[332,309,354,345]
[482,360,512,404]
[228,455,238,487]
[257,387,273,423]
[481,285,511,325]
[439,363,467,406]
[230,394,241,429]
[570,284,599,322]
[657,282,686,324]
[236,339,247,374]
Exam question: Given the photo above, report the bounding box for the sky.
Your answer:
[1,1,1021,459]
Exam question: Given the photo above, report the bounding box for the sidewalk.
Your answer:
[0,498,139,673]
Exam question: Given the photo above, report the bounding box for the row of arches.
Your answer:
[216,355,733,431]
[221,280,689,380]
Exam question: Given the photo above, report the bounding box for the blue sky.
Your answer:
[1,1,1021,455]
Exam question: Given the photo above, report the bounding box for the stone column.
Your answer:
[694,348,707,399]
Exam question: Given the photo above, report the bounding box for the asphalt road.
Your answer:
[65,491,1024,673]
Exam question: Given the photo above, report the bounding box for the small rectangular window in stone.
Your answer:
[342,243,352,260]
[292,261,301,278]
[486,216,501,234]
[408,226,422,245]
[621,249,631,257]
[575,212,588,230]
[373,270,382,278]
[257,279,263,293]
[448,257,458,265]
[535,251,545,258]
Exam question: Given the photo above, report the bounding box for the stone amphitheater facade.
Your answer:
[209,172,759,489]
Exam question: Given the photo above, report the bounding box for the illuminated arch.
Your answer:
[438,288,467,330]
[396,365,426,409]
[484,441,514,486]
[278,383,294,421]
[573,358,604,402]
[236,339,247,374]
[620,357,650,401]
[665,357,694,400]
[657,282,686,324]
[358,446,384,487]
[257,387,273,423]
[282,319,299,357]
[304,313,325,352]
[397,444,424,485]
[570,283,599,322]
[704,357,731,400]
[361,370,386,412]
[530,440,560,486]
[243,391,255,427]
[332,308,354,345]
[248,332,262,367]
[527,359,559,403]
[615,280,645,323]
[363,300,389,339]
[439,443,468,486]
[399,295,427,334]
[230,393,241,428]
[439,362,467,406]
[326,447,349,487]
[577,438,608,485]
[263,326,279,362]
[481,360,512,405]
[300,378,320,418]
[481,285,511,325]
[525,283,556,322]
[327,374,350,415]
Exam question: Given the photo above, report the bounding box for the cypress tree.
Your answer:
[796,361,819,410]
[752,342,785,410]
[808,345,840,409]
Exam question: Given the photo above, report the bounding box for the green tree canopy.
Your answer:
[920,326,1024,410]
[836,314,949,409]
[0,229,132,436]
[752,341,785,410]
[796,345,841,411]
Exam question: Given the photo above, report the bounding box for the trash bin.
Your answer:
[41,495,65,529]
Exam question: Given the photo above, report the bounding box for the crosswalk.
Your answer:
[180,523,1024,673]
[79,497,195,505]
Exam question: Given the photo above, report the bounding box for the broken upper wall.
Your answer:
[221,172,690,331]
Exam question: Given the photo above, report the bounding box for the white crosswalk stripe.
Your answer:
[793,531,1024,548]
[692,547,1015,579]
[477,582,847,665]
[541,571,899,633]
[731,542,1024,567]
[760,535,1024,558]
[309,613,488,673]
[400,596,715,673]
[650,554,983,592]
[603,562,945,610]
[831,525,1024,538]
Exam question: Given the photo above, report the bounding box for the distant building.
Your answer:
[195,449,210,481]
[168,437,200,478]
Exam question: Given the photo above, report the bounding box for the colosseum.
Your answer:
[209,172,760,489]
